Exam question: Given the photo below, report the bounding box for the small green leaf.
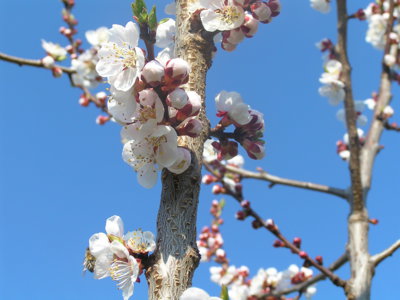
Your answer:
[219,199,226,209]
[148,5,157,31]
[131,0,148,23]
[159,18,170,25]
[220,285,229,300]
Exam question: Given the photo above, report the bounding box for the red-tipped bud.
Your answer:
[241,200,250,208]
[355,8,366,20]
[251,1,272,24]
[293,237,302,248]
[223,28,245,45]
[252,219,262,229]
[141,60,165,87]
[243,139,265,160]
[79,95,90,107]
[268,0,281,17]
[241,13,259,37]
[52,67,63,78]
[96,91,107,105]
[315,256,323,265]
[235,210,246,220]
[202,174,217,185]
[164,58,190,89]
[273,240,284,248]
[96,115,110,125]
[212,185,225,194]
[299,251,308,259]
[221,40,237,52]
[176,117,202,137]
[369,218,379,225]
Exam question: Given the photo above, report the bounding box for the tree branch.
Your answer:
[223,164,348,199]
[371,239,400,267]
[271,253,348,297]
[0,52,75,74]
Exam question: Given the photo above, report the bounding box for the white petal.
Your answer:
[106,215,124,237]
[137,163,158,188]
[200,10,221,32]
[180,287,210,300]
[89,232,110,257]
[110,240,130,259]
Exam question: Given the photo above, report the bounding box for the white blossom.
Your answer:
[71,50,100,88]
[85,27,109,47]
[124,229,156,253]
[41,40,67,61]
[366,14,387,49]
[156,18,176,49]
[180,287,222,300]
[199,0,245,32]
[215,91,251,125]
[203,139,218,162]
[210,265,237,286]
[96,21,145,91]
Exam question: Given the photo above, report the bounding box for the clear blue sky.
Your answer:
[1,1,399,299]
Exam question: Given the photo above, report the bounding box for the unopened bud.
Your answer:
[369,218,379,225]
[223,28,245,45]
[41,56,55,68]
[96,115,110,125]
[293,237,302,248]
[141,60,165,87]
[299,251,308,259]
[212,185,225,194]
[251,1,272,24]
[79,95,90,107]
[235,210,246,220]
[52,67,63,77]
[241,200,250,208]
[273,240,284,248]
[315,256,323,265]
[164,58,190,88]
[252,219,262,229]
[96,91,107,105]
[166,88,188,109]
[241,13,259,37]
[202,174,217,185]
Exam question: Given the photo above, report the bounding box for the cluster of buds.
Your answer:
[192,0,281,52]
[336,129,365,161]
[60,0,83,59]
[84,216,156,300]
[197,199,227,263]
[211,91,265,161]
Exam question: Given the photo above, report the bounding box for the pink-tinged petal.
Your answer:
[137,163,158,188]
[106,215,124,237]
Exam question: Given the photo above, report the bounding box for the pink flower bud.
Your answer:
[173,91,202,122]
[369,218,379,225]
[166,88,188,109]
[212,199,219,207]
[221,40,237,52]
[212,185,225,194]
[235,210,246,220]
[79,95,90,107]
[141,60,165,87]
[267,0,281,17]
[164,58,190,88]
[241,14,259,38]
[243,139,265,160]
[291,272,307,284]
[293,237,302,248]
[96,91,107,105]
[273,240,284,247]
[65,45,74,54]
[202,174,217,184]
[252,219,262,229]
[241,200,250,208]
[251,2,272,24]
[176,117,203,137]
[96,115,110,125]
[216,249,226,259]
[52,67,63,77]
[41,56,55,68]
[223,29,245,45]
[315,256,323,265]
[299,251,308,259]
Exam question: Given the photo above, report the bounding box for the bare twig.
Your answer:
[204,162,347,289]
[223,164,348,199]
[0,52,75,74]
[371,240,400,267]
[383,120,400,132]
[271,253,348,297]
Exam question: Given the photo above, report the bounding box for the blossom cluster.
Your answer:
[84,216,156,300]
[310,0,331,14]
[196,0,281,52]
[94,21,203,188]
[196,198,317,299]
[212,91,266,161]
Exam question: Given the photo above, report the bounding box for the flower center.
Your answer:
[137,106,156,123]
[112,43,138,69]
[217,6,241,25]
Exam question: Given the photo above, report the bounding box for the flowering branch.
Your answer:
[203,162,347,289]
[371,239,400,267]
[0,52,74,74]
[269,253,348,298]
[223,164,349,200]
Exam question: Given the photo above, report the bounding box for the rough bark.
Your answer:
[145,1,214,299]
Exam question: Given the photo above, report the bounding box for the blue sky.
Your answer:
[0,0,399,299]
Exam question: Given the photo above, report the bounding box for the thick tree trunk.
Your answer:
[146,1,214,299]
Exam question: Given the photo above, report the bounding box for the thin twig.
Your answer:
[0,52,75,74]
[204,162,348,289]
[371,240,400,267]
[223,164,348,199]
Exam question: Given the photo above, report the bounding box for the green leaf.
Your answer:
[219,199,226,209]
[220,285,229,300]
[159,18,170,25]
[131,0,148,23]
[148,5,157,31]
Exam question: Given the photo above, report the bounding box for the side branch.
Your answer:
[371,239,400,267]
[224,165,348,199]
[273,253,348,297]
[0,52,75,74]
